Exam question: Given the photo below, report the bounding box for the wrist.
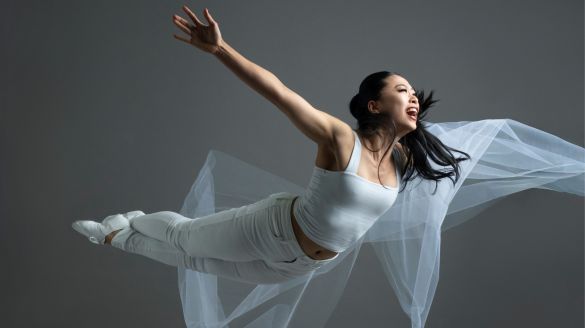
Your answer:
[211,39,227,56]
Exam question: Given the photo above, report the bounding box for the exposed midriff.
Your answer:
[289,196,339,260]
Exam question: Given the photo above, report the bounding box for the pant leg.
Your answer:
[111,226,291,284]
[130,196,288,263]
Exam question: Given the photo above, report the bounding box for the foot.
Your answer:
[72,210,145,245]
[72,213,129,245]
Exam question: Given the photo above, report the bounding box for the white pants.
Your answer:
[111,192,338,284]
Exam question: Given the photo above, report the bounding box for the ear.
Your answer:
[367,100,380,114]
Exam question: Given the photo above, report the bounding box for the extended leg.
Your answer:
[129,207,272,262]
[110,227,291,284]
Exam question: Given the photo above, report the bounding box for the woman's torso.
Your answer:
[290,125,400,260]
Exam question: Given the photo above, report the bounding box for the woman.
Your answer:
[72,6,584,327]
[72,5,470,283]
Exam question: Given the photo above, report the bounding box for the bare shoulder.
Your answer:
[329,118,354,150]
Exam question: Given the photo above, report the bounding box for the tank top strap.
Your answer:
[345,130,361,174]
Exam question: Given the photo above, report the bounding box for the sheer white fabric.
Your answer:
[176,118,584,328]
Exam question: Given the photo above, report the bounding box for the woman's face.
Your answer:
[367,75,419,136]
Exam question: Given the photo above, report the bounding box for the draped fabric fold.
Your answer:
[177,118,584,328]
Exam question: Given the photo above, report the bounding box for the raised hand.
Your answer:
[172,6,223,54]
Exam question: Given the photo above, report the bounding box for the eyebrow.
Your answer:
[395,84,416,92]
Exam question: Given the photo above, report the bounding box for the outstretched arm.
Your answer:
[172,6,348,146]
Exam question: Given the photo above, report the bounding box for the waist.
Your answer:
[290,196,339,260]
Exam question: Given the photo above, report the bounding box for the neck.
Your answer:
[359,132,400,162]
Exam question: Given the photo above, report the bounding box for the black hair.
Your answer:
[349,70,471,194]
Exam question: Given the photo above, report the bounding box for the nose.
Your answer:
[409,93,418,105]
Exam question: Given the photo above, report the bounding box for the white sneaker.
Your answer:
[72,213,130,245]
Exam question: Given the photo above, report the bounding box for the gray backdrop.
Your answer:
[1,0,583,327]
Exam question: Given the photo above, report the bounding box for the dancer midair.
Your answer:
[72,6,585,328]
[72,5,470,284]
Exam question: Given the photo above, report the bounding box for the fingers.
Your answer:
[203,8,217,25]
[183,5,204,27]
[173,15,192,35]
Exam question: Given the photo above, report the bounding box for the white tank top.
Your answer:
[293,130,400,252]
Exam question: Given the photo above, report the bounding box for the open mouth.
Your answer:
[406,107,418,121]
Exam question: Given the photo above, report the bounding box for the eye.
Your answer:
[399,89,407,92]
